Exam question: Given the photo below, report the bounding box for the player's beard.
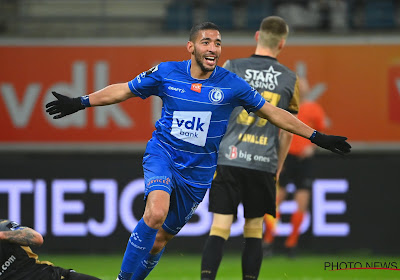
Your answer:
[193,48,218,73]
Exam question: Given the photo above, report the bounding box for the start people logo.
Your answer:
[171,111,212,147]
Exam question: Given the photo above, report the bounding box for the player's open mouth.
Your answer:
[205,56,216,66]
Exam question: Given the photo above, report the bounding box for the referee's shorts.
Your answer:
[208,165,276,218]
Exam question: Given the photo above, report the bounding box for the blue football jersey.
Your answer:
[128,60,265,188]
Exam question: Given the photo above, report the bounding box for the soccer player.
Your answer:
[0,219,101,280]
[200,16,298,280]
[45,22,351,280]
[263,76,328,258]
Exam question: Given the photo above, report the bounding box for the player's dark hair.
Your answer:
[259,16,289,49]
[189,22,220,42]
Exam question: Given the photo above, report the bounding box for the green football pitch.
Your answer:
[42,253,400,280]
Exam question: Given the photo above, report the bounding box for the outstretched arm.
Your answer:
[46,82,135,119]
[256,102,313,138]
[0,223,43,247]
[86,82,134,106]
[256,102,351,155]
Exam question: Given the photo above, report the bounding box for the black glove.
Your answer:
[45,91,85,119]
[311,131,351,155]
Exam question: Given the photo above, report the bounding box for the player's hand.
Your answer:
[45,91,85,119]
[310,131,351,155]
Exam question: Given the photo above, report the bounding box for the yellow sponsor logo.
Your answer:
[238,133,268,145]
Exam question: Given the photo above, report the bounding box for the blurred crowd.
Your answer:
[0,0,399,38]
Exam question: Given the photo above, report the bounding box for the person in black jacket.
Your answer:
[0,219,101,280]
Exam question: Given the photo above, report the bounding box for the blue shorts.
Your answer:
[143,153,207,235]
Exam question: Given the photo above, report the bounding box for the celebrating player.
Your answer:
[45,22,351,280]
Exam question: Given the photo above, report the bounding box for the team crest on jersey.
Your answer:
[208,88,224,104]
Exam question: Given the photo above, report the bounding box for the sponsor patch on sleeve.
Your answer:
[145,64,159,75]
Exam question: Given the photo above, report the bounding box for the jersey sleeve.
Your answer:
[128,63,164,99]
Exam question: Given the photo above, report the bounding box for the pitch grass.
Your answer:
[41,252,400,280]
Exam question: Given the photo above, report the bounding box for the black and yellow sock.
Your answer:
[201,235,226,280]
[242,238,262,280]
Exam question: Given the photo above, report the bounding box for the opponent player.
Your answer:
[0,219,101,280]
[45,22,351,280]
[201,16,298,280]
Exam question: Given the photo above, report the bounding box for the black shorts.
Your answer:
[279,154,313,190]
[208,165,276,218]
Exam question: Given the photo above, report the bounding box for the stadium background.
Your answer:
[1,0,400,279]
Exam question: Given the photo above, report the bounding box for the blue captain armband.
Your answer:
[309,130,317,140]
[80,95,91,107]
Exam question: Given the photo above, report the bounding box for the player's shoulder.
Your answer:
[271,59,297,78]
[217,64,235,76]
[146,60,188,76]
[227,57,253,64]
[256,55,296,75]
[159,60,186,69]
[270,59,298,88]
[230,55,296,78]
[216,66,249,87]
[223,57,252,70]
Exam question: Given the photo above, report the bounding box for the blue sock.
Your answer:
[118,218,158,280]
[131,247,165,280]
